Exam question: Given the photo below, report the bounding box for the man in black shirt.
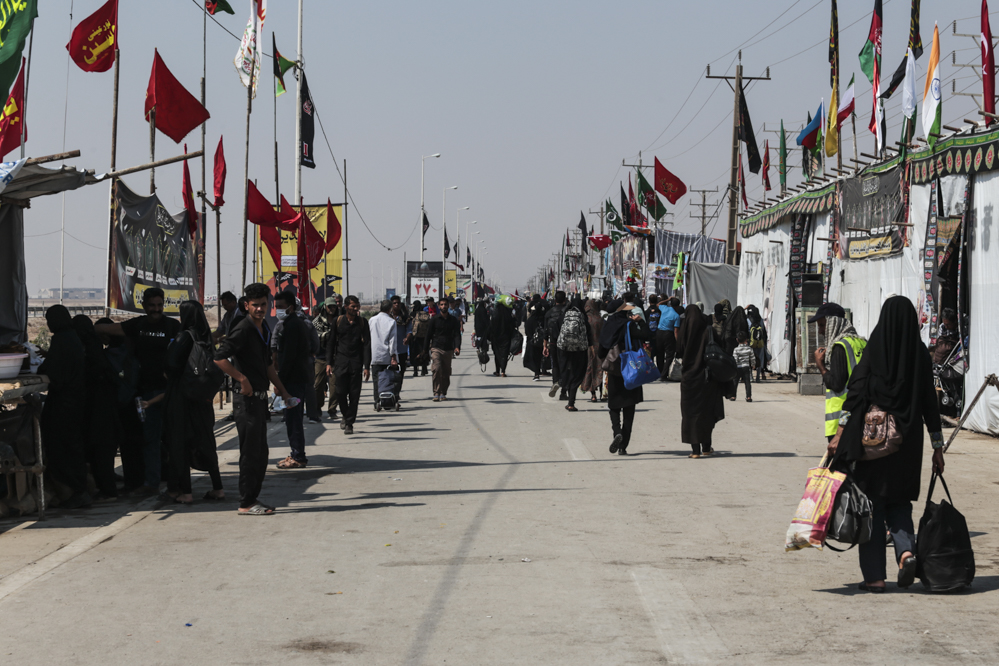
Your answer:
[325,295,371,435]
[95,287,181,493]
[272,291,312,469]
[215,283,293,515]
[425,298,462,401]
[312,296,341,419]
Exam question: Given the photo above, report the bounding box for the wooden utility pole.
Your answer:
[706,52,770,265]
[689,187,718,236]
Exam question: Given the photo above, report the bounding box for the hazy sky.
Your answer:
[20,0,992,298]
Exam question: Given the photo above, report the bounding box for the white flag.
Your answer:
[234,0,267,98]
[901,47,917,120]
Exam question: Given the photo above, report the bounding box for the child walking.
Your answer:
[732,330,756,402]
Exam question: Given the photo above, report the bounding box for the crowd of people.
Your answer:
[31,282,950,590]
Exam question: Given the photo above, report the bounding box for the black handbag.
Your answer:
[916,473,975,592]
[824,475,873,550]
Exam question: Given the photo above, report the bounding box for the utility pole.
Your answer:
[706,51,771,265]
[293,0,304,203]
[689,187,718,236]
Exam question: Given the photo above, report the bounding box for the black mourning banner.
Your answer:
[299,71,316,169]
[110,181,202,314]
[841,166,904,259]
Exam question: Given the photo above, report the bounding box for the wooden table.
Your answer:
[1,374,48,518]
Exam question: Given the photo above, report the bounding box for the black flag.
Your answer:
[881,53,908,100]
[453,241,459,258]
[466,246,471,267]
[739,85,762,173]
[909,0,923,60]
[578,211,588,253]
[444,225,451,259]
[620,184,632,226]
[299,71,316,169]
[421,211,430,246]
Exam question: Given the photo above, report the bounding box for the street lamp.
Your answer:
[420,153,440,263]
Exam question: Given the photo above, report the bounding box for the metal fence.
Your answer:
[27,306,105,319]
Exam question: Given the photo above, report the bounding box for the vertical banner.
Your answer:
[109,181,202,314]
[256,203,345,307]
[444,269,456,297]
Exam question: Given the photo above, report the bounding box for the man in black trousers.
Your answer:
[326,295,371,435]
[215,282,294,515]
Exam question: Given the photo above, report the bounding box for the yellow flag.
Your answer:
[825,85,839,157]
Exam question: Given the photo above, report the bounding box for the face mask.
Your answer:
[276,308,289,321]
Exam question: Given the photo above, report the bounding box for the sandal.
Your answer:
[277,458,306,469]
[202,491,226,501]
[238,504,274,515]
[565,405,578,412]
[858,582,886,593]
[590,395,598,403]
[688,454,701,459]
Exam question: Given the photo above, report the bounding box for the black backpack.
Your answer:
[509,329,524,356]
[916,473,975,592]
[703,332,737,383]
[182,335,226,401]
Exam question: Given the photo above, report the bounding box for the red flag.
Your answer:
[325,199,341,253]
[144,49,210,143]
[762,140,772,192]
[259,225,282,269]
[566,229,571,247]
[213,135,226,207]
[247,180,299,229]
[984,0,996,123]
[653,157,687,204]
[181,145,199,236]
[285,196,324,270]
[0,59,25,159]
[296,204,326,314]
[628,175,648,227]
[739,151,748,209]
[66,0,117,73]
[587,234,613,251]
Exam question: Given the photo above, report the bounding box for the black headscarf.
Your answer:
[836,296,935,463]
[724,305,749,341]
[45,304,74,333]
[606,298,624,314]
[746,305,762,326]
[599,309,634,351]
[179,300,212,345]
[676,304,710,376]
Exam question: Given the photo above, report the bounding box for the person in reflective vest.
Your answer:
[811,303,867,441]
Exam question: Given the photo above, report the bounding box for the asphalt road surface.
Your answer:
[2,355,998,664]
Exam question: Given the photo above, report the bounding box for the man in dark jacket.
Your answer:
[273,291,313,468]
[312,296,341,419]
[543,291,568,399]
[426,299,462,401]
[325,295,371,435]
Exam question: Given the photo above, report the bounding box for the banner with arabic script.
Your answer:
[109,180,204,314]
[841,166,904,260]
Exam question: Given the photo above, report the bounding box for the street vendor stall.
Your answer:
[0,374,47,518]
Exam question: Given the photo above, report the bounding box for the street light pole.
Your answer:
[420,153,440,263]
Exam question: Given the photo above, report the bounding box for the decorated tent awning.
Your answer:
[739,181,837,237]
[908,127,999,184]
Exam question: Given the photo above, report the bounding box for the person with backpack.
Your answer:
[410,299,432,377]
[489,295,516,377]
[543,291,568,399]
[829,296,944,592]
[597,301,651,454]
[676,304,725,458]
[272,291,314,469]
[163,301,225,504]
[557,296,592,411]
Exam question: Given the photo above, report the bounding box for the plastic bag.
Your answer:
[785,458,846,552]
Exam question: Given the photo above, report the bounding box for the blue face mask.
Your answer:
[276,308,289,321]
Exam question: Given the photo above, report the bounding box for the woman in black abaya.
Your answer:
[559,297,591,411]
[489,299,515,377]
[830,296,944,592]
[38,305,91,508]
[72,315,121,500]
[523,302,545,380]
[163,301,224,504]
[597,302,650,455]
[676,304,724,457]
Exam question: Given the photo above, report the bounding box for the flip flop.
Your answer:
[238,504,274,515]
[202,491,226,501]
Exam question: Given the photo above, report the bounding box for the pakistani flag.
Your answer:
[273,33,296,97]
[637,170,668,221]
[922,23,941,148]
[605,198,624,229]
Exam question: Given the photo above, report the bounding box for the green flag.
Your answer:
[858,0,882,84]
[637,170,668,221]
[779,119,787,188]
[605,198,625,230]
[272,34,296,97]
[206,0,235,14]
[0,0,36,100]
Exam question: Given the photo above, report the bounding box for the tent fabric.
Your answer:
[687,262,739,315]
[739,221,793,373]
[964,170,999,435]
[0,163,95,345]
[654,229,725,295]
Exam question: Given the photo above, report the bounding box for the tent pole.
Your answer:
[240,63,254,287]
[103,48,120,317]
[149,109,156,194]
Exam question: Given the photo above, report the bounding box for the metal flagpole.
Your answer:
[103,42,120,317]
[201,1,208,306]
[293,0,304,203]
[240,59,255,286]
[344,159,349,295]
[60,2,74,305]
[273,34,280,205]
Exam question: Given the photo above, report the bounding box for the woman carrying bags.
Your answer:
[829,296,944,593]
[597,301,651,456]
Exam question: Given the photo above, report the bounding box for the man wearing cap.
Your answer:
[312,296,342,420]
[810,303,866,442]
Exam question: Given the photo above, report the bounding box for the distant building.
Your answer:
[38,287,105,300]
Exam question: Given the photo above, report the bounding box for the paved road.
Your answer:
[2,355,998,664]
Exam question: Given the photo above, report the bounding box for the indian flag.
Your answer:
[922,23,942,148]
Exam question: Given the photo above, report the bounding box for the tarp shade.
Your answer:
[687,262,739,314]
[654,229,725,295]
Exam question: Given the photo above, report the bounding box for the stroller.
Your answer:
[377,365,403,411]
[934,340,966,418]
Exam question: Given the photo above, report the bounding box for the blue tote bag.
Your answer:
[620,323,659,390]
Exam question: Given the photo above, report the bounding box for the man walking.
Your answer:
[655,296,682,381]
[410,299,431,377]
[543,291,568,399]
[312,296,341,419]
[811,302,866,442]
[214,283,294,515]
[369,300,399,412]
[272,291,312,469]
[426,299,461,401]
[326,295,371,435]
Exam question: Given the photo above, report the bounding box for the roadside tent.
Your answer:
[687,262,738,314]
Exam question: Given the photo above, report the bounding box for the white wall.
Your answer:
[738,219,792,373]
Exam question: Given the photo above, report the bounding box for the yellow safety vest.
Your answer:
[824,336,866,437]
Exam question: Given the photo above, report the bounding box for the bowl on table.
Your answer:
[0,353,28,380]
